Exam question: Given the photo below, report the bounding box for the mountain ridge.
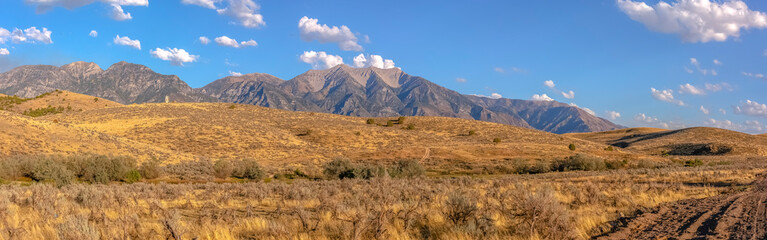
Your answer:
[0,61,623,133]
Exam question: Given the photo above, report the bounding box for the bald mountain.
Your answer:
[0,62,622,133]
[200,64,622,133]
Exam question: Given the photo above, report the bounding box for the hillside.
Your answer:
[43,102,637,166]
[568,127,767,156]
[0,90,121,116]
[0,110,190,161]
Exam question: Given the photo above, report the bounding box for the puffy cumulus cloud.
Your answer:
[229,70,242,76]
[705,82,733,92]
[678,83,705,95]
[700,105,710,115]
[617,0,767,43]
[568,103,594,116]
[181,0,219,9]
[183,0,265,28]
[561,90,575,99]
[299,16,362,51]
[733,100,767,118]
[531,94,554,101]
[214,36,257,48]
[606,110,621,120]
[743,72,767,81]
[544,80,555,88]
[704,118,766,133]
[713,59,722,65]
[634,113,685,129]
[352,54,395,69]
[651,88,685,106]
[455,78,467,83]
[216,0,265,28]
[9,27,53,44]
[89,30,98,37]
[24,0,149,21]
[299,51,343,70]
[688,57,717,75]
[472,93,503,99]
[113,35,140,50]
[150,48,199,66]
[199,36,210,45]
[719,108,727,115]
[0,48,9,55]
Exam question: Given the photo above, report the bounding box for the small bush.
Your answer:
[493,138,502,143]
[443,191,478,225]
[22,156,75,187]
[228,104,236,109]
[386,120,395,127]
[685,159,704,167]
[139,158,163,180]
[568,143,576,151]
[406,123,415,130]
[552,154,606,172]
[397,116,407,124]
[67,155,137,184]
[125,170,141,183]
[214,160,234,179]
[605,146,614,151]
[164,160,214,181]
[93,98,99,102]
[390,159,425,178]
[357,165,389,180]
[511,159,552,174]
[468,130,476,136]
[366,119,375,124]
[323,158,356,180]
[23,106,65,117]
[232,159,264,180]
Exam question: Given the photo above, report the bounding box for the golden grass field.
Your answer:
[2,91,767,239]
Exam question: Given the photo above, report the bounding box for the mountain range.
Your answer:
[0,61,623,133]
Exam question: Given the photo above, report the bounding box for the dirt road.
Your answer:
[597,175,767,240]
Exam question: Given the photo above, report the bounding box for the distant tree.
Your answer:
[493,138,502,143]
[568,144,576,151]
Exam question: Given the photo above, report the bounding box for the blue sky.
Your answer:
[2,0,767,133]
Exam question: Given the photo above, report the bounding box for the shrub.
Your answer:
[164,160,214,181]
[228,104,236,109]
[67,155,137,184]
[493,138,502,143]
[468,130,476,136]
[390,159,425,178]
[366,119,375,124]
[568,143,576,151]
[443,191,478,225]
[125,170,141,183]
[510,159,552,174]
[213,160,234,179]
[22,156,75,187]
[605,146,614,151]
[23,106,65,117]
[231,159,264,180]
[357,165,389,180]
[93,98,99,102]
[406,123,416,130]
[386,120,395,127]
[139,158,163,180]
[685,159,704,167]
[323,158,356,180]
[397,116,407,124]
[552,154,606,172]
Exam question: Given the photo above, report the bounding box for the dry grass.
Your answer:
[1,160,762,240]
[1,90,120,115]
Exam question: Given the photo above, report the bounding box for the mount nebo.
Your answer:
[0,61,622,133]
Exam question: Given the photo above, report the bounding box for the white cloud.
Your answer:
[743,72,767,81]
[733,100,767,118]
[10,27,53,44]
[719,108,727,115]
[240,39,257,47]
[713,59,722,65]
[684,67,694,74]
[0,48,9,55]
[182,0,220,9]
[700,105,710,115]
[150,48,199,66]
[214,36,257,48]
[678,83,705,95]
[199,36,210,45]
[617,0,767,43]
[705,82,732,92]
[24,0,148,21]
[561,90,575,99]
[634,113,685,129]
[544,80,555,88]
[352,54,395,69]
[229,70,242,76]
[455,78,467,83]
[113,35,140,50]
[494,67,505,73]
[216,0,265,28]
[89,30,98,37]
[688,57,717,75]
[472,93,503,99]
[606,110,621,120]
[298,16,362,51]
[651,88,685,106]
[215,36,239,48]
[568,103,594,115]
[299,51,344,70]
[531,94,554,101]
[704,118,765,133]
[0,28,9,44]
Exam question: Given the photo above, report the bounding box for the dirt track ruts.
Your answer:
[597,174,767,240]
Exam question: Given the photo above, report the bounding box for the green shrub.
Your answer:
[605,146,614,151]
[125,170,141,183]
[406,123,416,130]
[164,160,214,181]
[228,104,236,109]
[468,130,476,136]
[323,158,356,180]
[397,116,407,124]
[358,165,389,180]
[139,158,163,180]
[390,159,425,178]
[552,154,606,172]
[510,159,552,174]
[23,106,65,117]
[232,159,264,180]
[66,155,137,184]
[493,138,502,143]
[684,159,704,167]
[386,120,395,127]
[23,156,75,187]
[213,160,234,179]
[568,144,576,151]
[366,119,375,124]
